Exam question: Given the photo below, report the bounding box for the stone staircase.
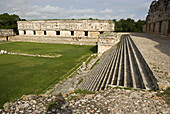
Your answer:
[79,35,158,91]
[9,36,97,45]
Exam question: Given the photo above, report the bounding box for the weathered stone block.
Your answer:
[144,0,170,37]
[17,20,115,38]
[0,29,14,37]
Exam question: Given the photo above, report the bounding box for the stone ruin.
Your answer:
[79,35,158,91]
[98,32,120,55]
[0,29,14,37]
[143,0,170,37]
[17,20,114,38]
[0,29,14,41]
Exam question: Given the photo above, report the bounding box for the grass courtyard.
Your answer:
[0,42,96,108]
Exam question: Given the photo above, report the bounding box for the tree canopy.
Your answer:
[0,13,26,34]
[113,18,146,32]
[0,13,145,34]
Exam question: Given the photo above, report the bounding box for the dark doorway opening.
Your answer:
[100,31,104,34]
[71,31,74,36]
[33,31,36,35]
[153,23,155,33]
[44,31,46,35]
[24,30,26,35]
[168,21,170,34]
[159,21,162,33]
[56,31,60,35]
[85,31,88,36]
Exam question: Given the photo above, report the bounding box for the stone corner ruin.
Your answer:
[0,29,14,37]
[143,0,170,37]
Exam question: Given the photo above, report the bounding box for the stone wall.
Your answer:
[0,29,14,37]
[18,20,114,38]
[143,0,170,37]
[98,32,120,55]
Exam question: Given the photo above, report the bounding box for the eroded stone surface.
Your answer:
[143,0,170,37]
[1,88,169,114]
[18,20,115,38]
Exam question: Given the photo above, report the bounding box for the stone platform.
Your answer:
[79,34,159,91]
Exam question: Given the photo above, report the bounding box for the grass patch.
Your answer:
[77,78,84,86]
[116,41,121,49]
[0,42,96,108]
[157,87,170,105]
[46,102,59,111]
[110,86,133,90]
[108,86,146,91]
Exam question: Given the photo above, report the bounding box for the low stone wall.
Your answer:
[9,36,98,45]
[98,33,120,55]
[0,29,14,37]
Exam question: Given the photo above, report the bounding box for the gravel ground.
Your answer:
[68,88,170,114]
[1,88,169,114]
[131,33,170,89]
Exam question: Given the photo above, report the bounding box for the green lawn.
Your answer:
[0,42,96,108]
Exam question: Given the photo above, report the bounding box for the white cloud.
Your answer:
[100,9,112,14]
[69,9,95,14]
[103,2,110,6]
[136,3,150,11]
[0,0,152,20]
[118,9,125,13]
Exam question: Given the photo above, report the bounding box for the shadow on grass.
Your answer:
[89,45,97,53]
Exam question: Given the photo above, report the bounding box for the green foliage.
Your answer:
[0,13,26,34]
[116,41,121,49]
[88,18,98,20]
[77,78,84,85]
[113,18,146,32]
[157,87,170,105]
[46,102,59,111]
[110,86,132,90]
[0,42,95,108]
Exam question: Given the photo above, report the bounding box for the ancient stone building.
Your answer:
[0,29,14,37]
[98,33,120,55]
[18,20,114,38]
[143,0,170,37]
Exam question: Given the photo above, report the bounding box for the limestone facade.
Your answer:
[143,0,170,37]
[0,29,14,37]
[98,33,120,55]
[18,20,114,38]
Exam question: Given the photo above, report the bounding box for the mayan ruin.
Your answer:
[0,0,170,113]
[17,20,114,38]
[143,0,170,37]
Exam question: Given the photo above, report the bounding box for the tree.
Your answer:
[0,13,26,34]
[135,20,146,32]
[113,18,146,32]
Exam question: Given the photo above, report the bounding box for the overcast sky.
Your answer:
[0,0,153,21]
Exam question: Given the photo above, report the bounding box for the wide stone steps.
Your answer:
[9,36,97,45]
[79,35,158,91]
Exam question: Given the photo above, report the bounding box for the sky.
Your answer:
[0,0,153,21]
